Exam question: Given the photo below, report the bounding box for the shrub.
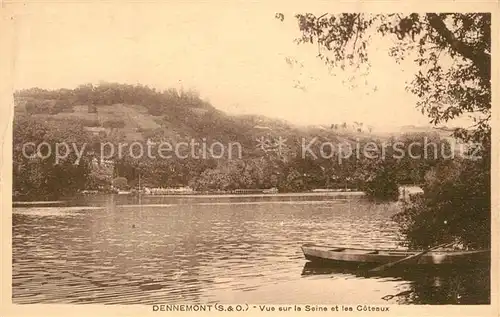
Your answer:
[112,177,128,190]
[392,157,490,249]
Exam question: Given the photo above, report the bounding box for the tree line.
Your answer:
[13,107,454,201]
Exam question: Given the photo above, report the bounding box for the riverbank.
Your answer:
[140,191,366,199]
[12,201,67,207]
[13,191,366,206]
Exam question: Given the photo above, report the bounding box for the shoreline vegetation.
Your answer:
[12,190,367,205]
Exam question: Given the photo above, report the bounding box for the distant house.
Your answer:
[91,157,114,168]
[398,185,424,203]
[84,126,108,136]
[87,158,115,190]
[312,189,338,193]
[144,186,194,195]
[232,189,267,194]
[253,125,272,130]
[263,187,279,194]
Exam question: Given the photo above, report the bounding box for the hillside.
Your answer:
[12,82,458,200]
[13,83,385,157]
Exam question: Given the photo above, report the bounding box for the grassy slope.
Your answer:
[14,100,444,152]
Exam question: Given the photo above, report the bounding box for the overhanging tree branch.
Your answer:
[426,13,491,81]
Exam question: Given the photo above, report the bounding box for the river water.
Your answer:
[12,194,490,305]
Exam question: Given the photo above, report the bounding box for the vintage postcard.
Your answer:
[0,1,498,316]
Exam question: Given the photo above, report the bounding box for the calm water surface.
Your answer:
[12,194,490,305]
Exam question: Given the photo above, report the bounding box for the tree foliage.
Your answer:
[12,118,91,200]
[14,82,214,117]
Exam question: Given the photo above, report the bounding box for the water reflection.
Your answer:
[301,262,490,304]
[12,194,489,304]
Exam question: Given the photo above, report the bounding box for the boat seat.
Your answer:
[330,248,346,252]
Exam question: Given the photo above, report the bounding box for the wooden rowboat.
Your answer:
[302,243,490,267]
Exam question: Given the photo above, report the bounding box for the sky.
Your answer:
[8,2,467,131]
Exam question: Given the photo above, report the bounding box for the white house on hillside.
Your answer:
[398,185,424,203]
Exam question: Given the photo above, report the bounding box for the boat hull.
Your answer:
[302,243,490,267]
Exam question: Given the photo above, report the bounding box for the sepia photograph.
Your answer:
[1,1,498,315]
